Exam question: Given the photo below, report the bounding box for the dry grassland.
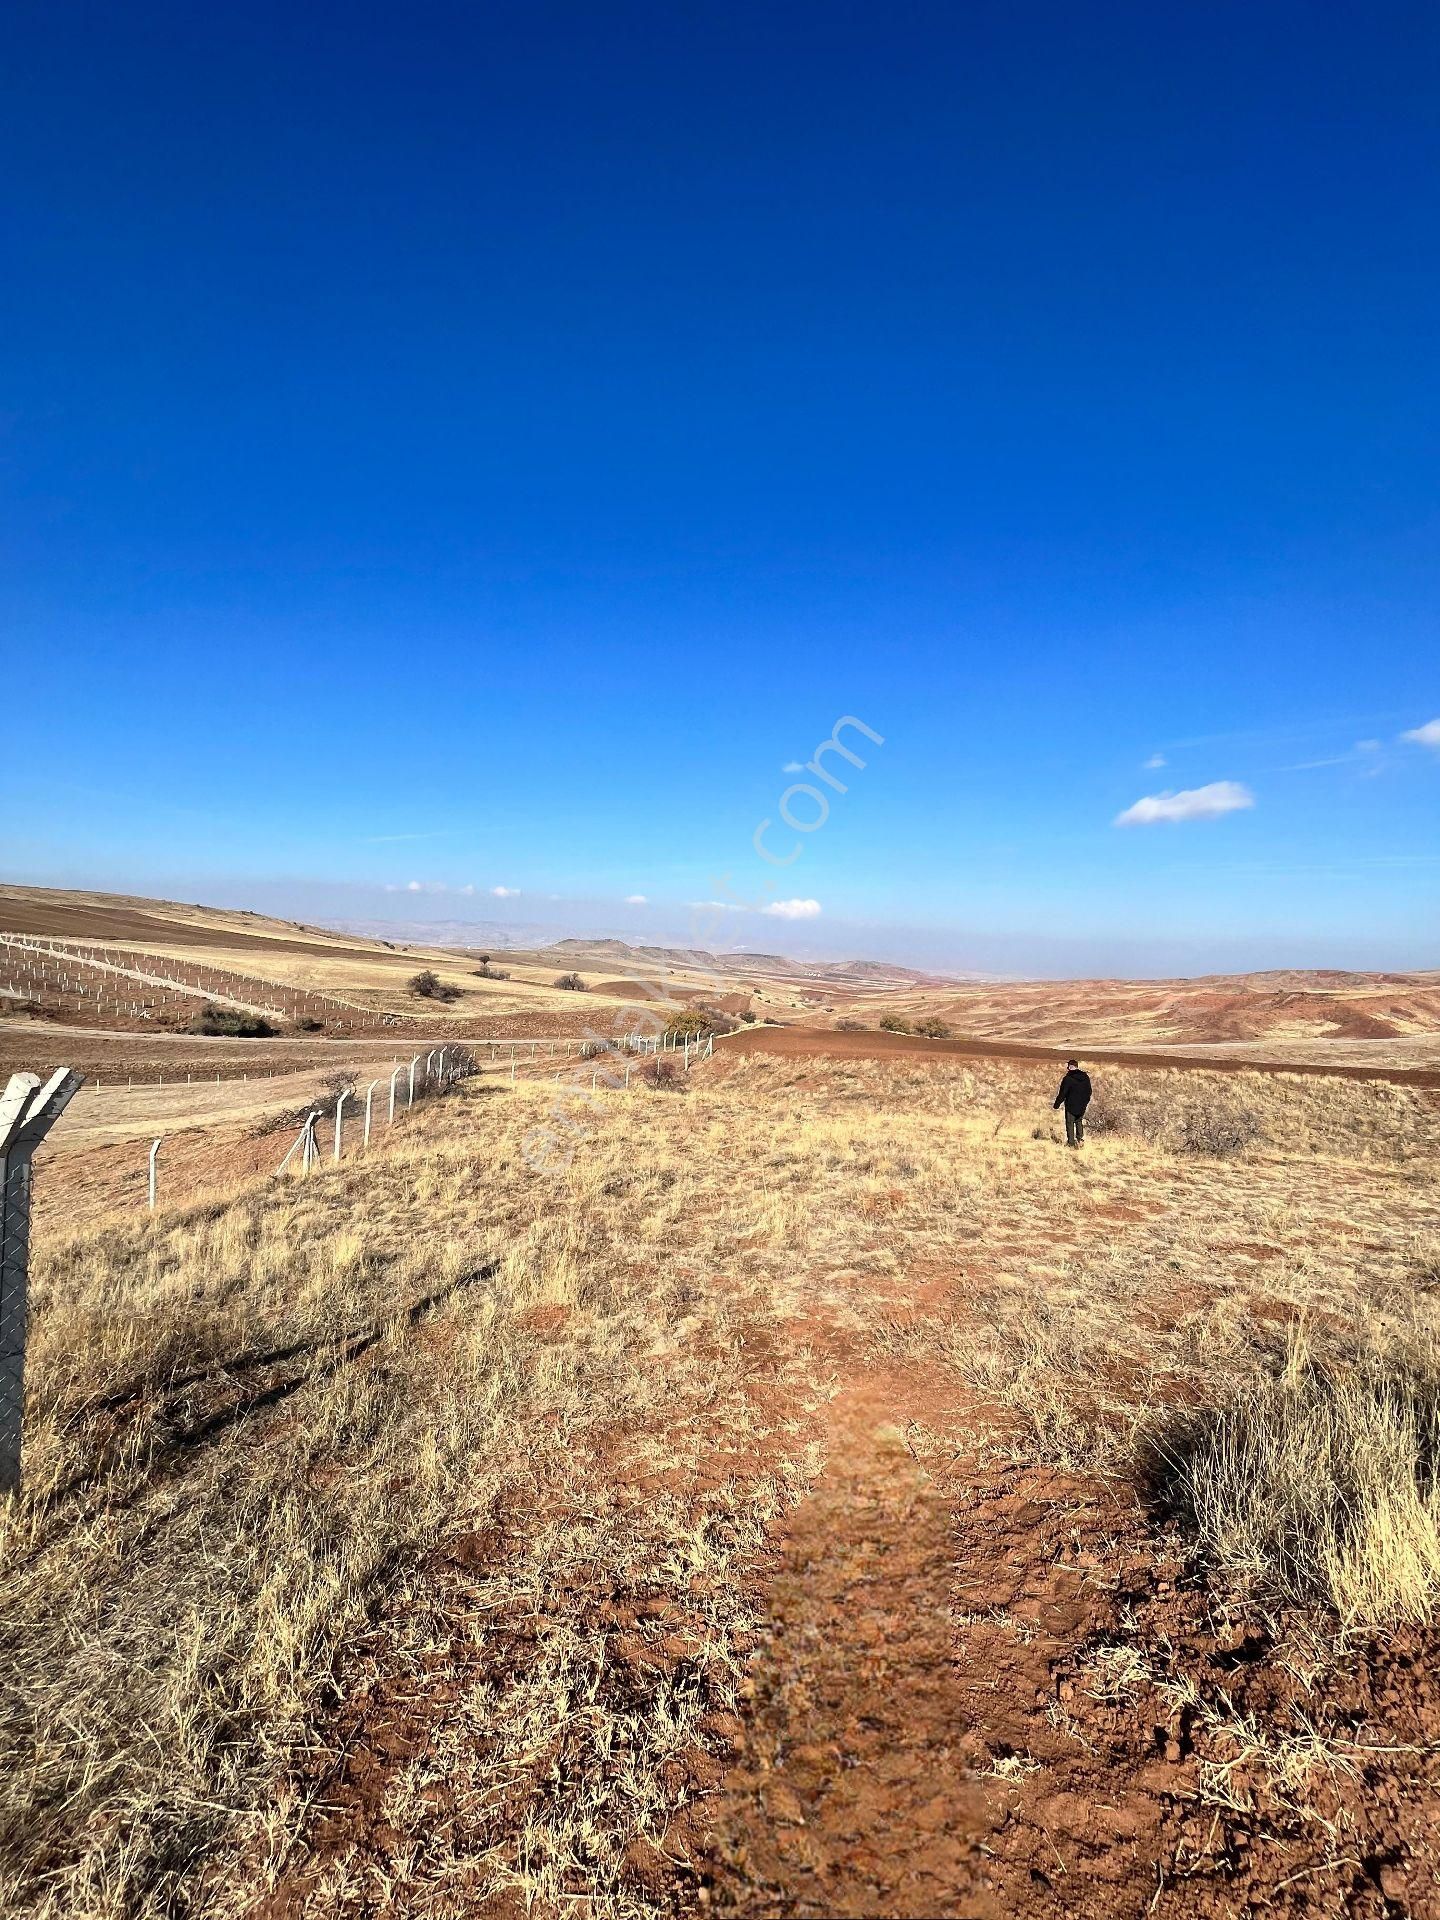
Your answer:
[4,1053,1439,1916]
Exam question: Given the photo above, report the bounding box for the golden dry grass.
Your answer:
[3,1050,1438,1915]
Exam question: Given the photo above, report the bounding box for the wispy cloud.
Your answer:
[1143,753,1166,770]
[1280,739,1387,773]
[781,760,805,773]
[762,898,822,919]
[624,893,648,904]
[1114,781,1255,827]
[491,884,521,898]
[1401,718,1440,749]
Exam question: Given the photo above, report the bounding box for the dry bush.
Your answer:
[878,1013,912,1033]
[637,1056,684,1091]
[1153,1321,1440,1625]
[553,972,586,991]
[1087,1083,1261,1158]
[408,968,461,1002]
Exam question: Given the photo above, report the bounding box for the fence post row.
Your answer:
[1,1067,84,1496]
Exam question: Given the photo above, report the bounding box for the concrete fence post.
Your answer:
[333,1090,348,1163]
[364,1078,380,1148]
[388,1064,403,1124]
[2,1067,84,1496]
[407,1055,420,1108]
[148,1136,162,1211]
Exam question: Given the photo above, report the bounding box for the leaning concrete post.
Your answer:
[1,1067,83,1496]
[333,1090,349,1163]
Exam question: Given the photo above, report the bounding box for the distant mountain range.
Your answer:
[325,919,992,986]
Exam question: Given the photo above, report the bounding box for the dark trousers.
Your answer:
[1065,1108,1085,1146]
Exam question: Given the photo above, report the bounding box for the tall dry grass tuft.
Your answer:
[1154,1321,1440,1626]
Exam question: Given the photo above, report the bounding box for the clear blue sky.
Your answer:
[6,1,1437,974]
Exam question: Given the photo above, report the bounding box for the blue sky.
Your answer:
[5,1,1437,975]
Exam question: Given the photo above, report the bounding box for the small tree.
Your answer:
[553,972,587,991]
[410,969,461,1003]
[879,1013,913,1034]
[914,1016,952,1038]
[663,1007,712,1041]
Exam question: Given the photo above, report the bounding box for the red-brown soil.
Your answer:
[694,1347,1440,1918]
[722,1023,1440,1089]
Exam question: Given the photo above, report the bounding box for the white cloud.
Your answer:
[490,885,521,898]
[689,899,744,912]
[762,898,822,919]
[1401,718,1440,750]
[1357,739,1381,753]
[406,879,423,892]
[624,893,648,905]
[1143,753,1167,770]
[1114,781,1255,827]
[782,760,805,773]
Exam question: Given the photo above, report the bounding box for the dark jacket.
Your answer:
[1054,1069,1092,1116]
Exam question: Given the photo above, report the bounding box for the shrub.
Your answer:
[189,1003,276,1038]
[1087,1086,1261,1158]
[292,1015,323,1033]
[913,1016,952,1039]
[553,973,587,992]
[740,1009,756,1023]
[837,1018,867,1031]
[579,1039,611,1060]
[663,1008,713,1041]
[409,970,461,1003]
[637,1056,684,1091]
[1168,1100,1261,1158]
[879,1014,913,1034]
[472,963,510,981]
[1153,1325,1440,1625]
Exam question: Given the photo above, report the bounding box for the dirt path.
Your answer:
[699,1368,996,1916]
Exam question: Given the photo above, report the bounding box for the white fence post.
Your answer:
[333,1090,348,1163]
[407,1055,420,1108]
[2,1067,84,1495]
[364,1078,380,1148]
[148,1136,162,1211]
[388,1064,403,1124]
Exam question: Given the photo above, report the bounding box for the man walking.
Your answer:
[1053,1058,1092,1148]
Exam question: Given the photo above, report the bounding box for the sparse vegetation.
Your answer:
[636,1054,684,1090]
[6,1033,1439,1915]
[837,1017,867,1031]
[188,1001,277,1038]
[553,971,587,991]
[913,1015,952,1038]
[878,1013,913,1033]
